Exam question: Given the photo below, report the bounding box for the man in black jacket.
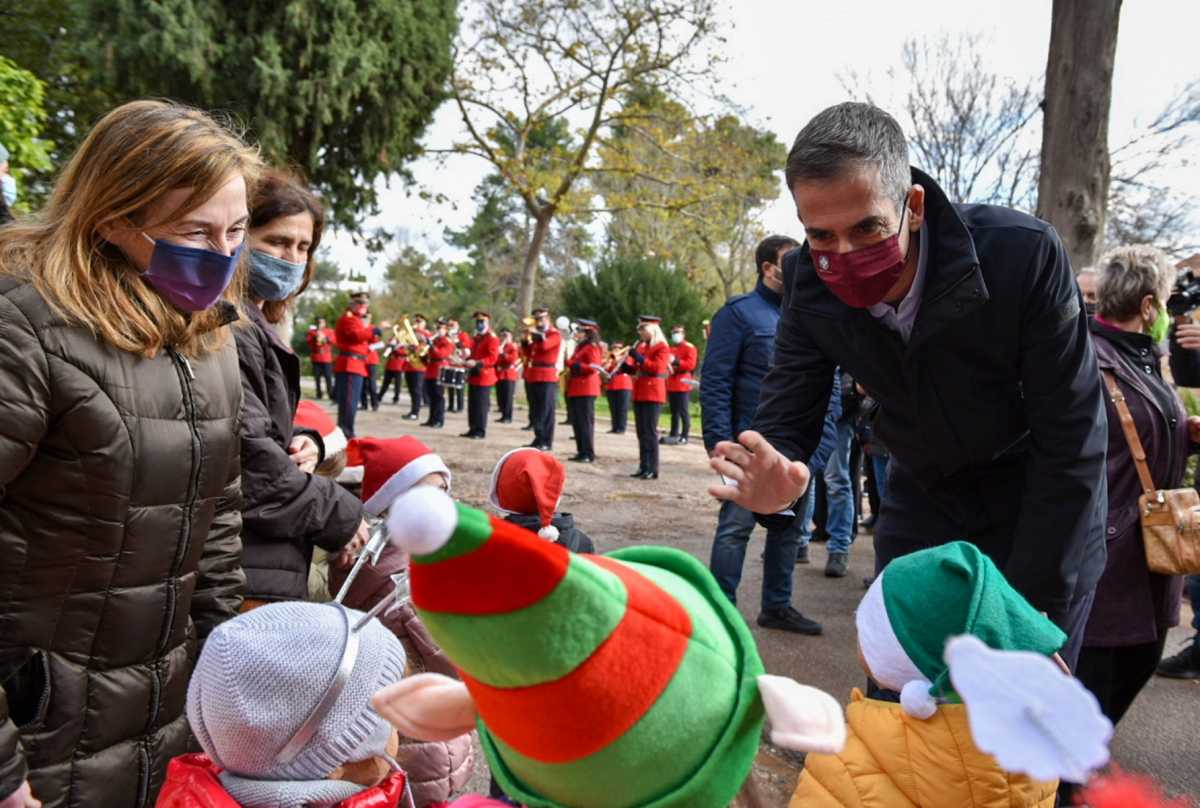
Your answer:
[709,103,1107,667]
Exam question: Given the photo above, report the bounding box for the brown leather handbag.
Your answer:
[1102,371,1200,575]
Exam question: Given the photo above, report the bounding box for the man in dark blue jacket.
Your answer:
[702,235,840,635]
[709,103,1107,668]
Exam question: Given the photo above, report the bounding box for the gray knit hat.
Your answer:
[187,602,408,787]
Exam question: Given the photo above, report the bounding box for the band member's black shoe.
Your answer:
[630,469,647,477]
[569,455,594,463]
[404,413,420,420]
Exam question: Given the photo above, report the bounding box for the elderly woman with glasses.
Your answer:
[1079,244,1200,729]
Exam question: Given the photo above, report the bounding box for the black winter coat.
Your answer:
[503,512,596,554]
[0,279,245,807]
[751,168,1108,623]
[235,304,362,601]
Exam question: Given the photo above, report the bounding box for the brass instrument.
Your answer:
[389,316,429,369]
[597,345,632,381]
[520,315,537,341]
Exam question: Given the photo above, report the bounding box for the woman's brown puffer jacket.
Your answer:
[0,279,245,808]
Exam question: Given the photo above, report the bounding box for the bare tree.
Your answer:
[435,0,718,315]
[842,33,1041,209]
[1037,0,1123,272]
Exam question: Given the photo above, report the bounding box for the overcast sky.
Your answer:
[324,0,1199,285]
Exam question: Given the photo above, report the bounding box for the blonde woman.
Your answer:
[0,100,259,807]
[621,315,673,478]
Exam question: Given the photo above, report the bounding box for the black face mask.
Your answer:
[475,319,487,333]
[1085,302,1098,317]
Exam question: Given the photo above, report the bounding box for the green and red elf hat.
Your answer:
[383,487,835,808]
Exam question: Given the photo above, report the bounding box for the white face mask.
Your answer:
[671,332,684,345]
[1,174,17,207]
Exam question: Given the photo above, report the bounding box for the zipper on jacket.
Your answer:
[136,739,151,807]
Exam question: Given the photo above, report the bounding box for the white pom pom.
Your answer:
[537,525,560,542]
[900,679,937,720]
[386,486,458,557]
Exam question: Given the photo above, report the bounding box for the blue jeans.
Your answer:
[710,500,802,611]
[800,421,856,555]
[872,454,890,506]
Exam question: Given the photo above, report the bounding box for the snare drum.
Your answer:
[439,366,466,390]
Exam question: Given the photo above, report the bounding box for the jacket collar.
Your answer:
[244,300,293,355]
[754,277,783,308]
[787,167,988,352]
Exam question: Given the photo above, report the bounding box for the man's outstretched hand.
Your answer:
[708,430,810,514]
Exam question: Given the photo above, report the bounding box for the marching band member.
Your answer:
[334,292,374,437]
[379,323,407,406]
[662,324,698,445]
[403,313,430,421]
[495,328,520,423]
[421,318,455,429]
[521,306,562,451]
[603,339,633,434]
[305,316,335,399]
[462,310,500,439]
[622,315,672,479]
[360,317,384,411]
[566,319,603,462]
[447,318,469,413]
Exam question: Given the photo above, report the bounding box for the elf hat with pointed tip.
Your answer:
[856,541,1066,719]
[357,436,450,517]
[488,448,564,541]
[386,486,765,808]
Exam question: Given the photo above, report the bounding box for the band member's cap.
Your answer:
[576,318,599,331]
[531,306,550,316]
[473,311,490,319]
[671,324,685,331]
[412,313,427,321]
[637,314,662,324]
[436,317,449,326]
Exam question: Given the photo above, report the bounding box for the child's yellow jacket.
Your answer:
[789,690,1058,808]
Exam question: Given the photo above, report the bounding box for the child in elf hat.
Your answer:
[327,436,474,807]
[367,487,848,808]
[789,541,1113,808]
[157,602,411,808]
[488,448,595,554]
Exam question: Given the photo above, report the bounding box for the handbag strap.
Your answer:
[1101,370,1158,500]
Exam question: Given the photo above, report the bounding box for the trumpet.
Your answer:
[521,315,538,340]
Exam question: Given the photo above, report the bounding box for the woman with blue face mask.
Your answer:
[234,170,367,609]
[0,99,259,808]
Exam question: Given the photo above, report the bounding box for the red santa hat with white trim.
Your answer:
[293,401,347,460]
[487,447,564,541]
[357,436,451,517]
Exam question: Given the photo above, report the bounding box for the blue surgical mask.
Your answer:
[248,249,307,301]
[1,175,16,207]
[140,232,243,312]
[475,319,487,333]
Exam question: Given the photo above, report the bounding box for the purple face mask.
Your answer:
[140,232,243,312]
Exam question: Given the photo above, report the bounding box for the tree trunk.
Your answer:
[517,210,553,316]
[1036,0,1122,272]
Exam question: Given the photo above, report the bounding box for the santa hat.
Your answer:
[294,400,347,459]
[357,436,451,517]
[488,448,564,541]
[385,488,771,808]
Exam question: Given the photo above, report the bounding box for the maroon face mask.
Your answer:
[810,201,911,308]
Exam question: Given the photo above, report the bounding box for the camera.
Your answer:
[1167,271,1200,317]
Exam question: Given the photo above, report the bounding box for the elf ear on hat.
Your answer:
[373,486,844,808]
[294,400,347,459]
[489,448,564,541]
[857,542,1112,783]
[357,436,451,517]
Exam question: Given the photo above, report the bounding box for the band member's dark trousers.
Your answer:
[423,378,445,426]
[634,401,662,473]
[523,380,534,427]
[379,370,403,403]
[607,389,631,433]
[468,384,492,436]
[360,365,380,409]
[336,372,364,438]
[668,390,691,438]
[449,385,464,412]
[528,382,557,447]
[568,395,596,459]
[496,379,516,422]
[405,371,424,415]
[312,361,334,399]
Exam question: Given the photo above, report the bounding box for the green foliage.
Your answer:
[0,56,54,207]
[561,256,709,348]
[29,0,457,234]
[598,87,787,301]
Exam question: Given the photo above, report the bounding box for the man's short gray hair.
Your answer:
[1096,244,1175,321]
[785,103,911,212]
